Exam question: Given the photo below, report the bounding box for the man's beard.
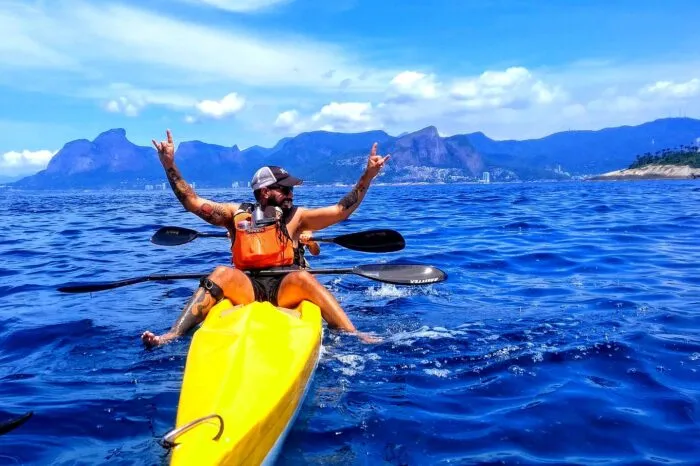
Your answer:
[265,197,293,214]
[280,199,293,211]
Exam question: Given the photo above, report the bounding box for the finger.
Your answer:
[166,129,173,144]
[370,142,377,156]
[151,139,159,150]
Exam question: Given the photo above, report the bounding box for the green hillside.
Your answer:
[629,145,700,169]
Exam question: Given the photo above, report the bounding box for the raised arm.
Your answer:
[153,130,238,227]
[298,142,390,231]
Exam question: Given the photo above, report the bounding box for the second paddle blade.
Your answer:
[151,226,198,246]
[332,229,406,253]
[354,264,447,285]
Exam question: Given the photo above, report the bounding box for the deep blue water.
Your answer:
[1,181,699,465]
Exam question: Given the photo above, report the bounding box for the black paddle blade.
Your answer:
[329,229,406,253]
[151,226,199,246]
[354,264,447,285]
[57,273,207,293]
[0,411,33,436]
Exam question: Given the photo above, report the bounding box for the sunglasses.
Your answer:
[269,184,293,194]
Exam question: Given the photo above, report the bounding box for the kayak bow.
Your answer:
[163,299,323,465]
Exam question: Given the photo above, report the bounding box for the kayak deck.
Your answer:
[167,299,323,465]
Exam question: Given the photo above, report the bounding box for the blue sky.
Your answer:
[2,0,700,177]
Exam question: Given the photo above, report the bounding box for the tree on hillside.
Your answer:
[629,147,700,169]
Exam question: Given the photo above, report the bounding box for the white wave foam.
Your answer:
[364,282,443,299]
[508,365,536,376]
[424,368,451,378]
[333,353,366,376]
[389,325,467,346]
[456,322,486,329]
[484,344,521,361]
[364,283,412,298]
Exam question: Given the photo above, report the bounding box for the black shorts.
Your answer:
[248,275,286,305]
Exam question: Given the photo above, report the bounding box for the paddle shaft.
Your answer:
[57,264,446,293]
[150,226,405,253]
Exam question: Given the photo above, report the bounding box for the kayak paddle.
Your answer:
[273,264,447,286]
[151,226,405,253]
[0,411,33,436]
[56,264,447,293]
[150,226,226,246]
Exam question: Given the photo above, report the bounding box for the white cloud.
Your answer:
[273,102,380,134]
[195,92,246,118]
[91,83,198,110]
[388,71,439,101]
[92,83,209,116]
[0,1,390,92]
[1,149,57,177]
[310,102,378,132]
[271,64,700,142]
[181,0,292,13]
[274,110,301,131]
[642,78,700,99]
[104,97,142,117]
[450,67,564,110]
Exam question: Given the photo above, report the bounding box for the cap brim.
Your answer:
[276,175,303,187]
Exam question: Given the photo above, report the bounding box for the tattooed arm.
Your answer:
[153,129,238,227]
[299,143,390,231]
[141,287,215,347]
[163,163,237,226]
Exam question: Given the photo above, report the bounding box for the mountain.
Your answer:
[0,175,22,185]
[12,129,162,189]
[10,129,275,189]
[466,117,700,175]
[8,117,700,189]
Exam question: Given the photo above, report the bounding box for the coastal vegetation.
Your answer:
[629,145,700,169]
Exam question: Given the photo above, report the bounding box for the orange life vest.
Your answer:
[230,204,296,270]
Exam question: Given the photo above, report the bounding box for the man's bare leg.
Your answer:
[276,270,356,331]
[141,266,256,348]
[276,271,382,343]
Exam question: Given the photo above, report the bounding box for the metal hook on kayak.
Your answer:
[160,414,224,449]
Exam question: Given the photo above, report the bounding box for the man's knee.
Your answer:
[202,266,239,301]
[207,266,255,303]
[287,270,316,287]
[210,265,234,280]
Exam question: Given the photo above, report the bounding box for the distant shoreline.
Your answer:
[590,164,700,181]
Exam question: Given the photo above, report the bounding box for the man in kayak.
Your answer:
[141,129,389,347]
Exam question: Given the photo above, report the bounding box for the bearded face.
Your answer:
[263,185,294,213]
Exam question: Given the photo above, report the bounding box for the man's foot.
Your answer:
[141,330,177,348]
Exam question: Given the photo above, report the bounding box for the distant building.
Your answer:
[481,172,490,184]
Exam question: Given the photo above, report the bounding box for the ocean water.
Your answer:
[0,181,699,465]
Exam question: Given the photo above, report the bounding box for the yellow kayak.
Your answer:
[163,298,323,465]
